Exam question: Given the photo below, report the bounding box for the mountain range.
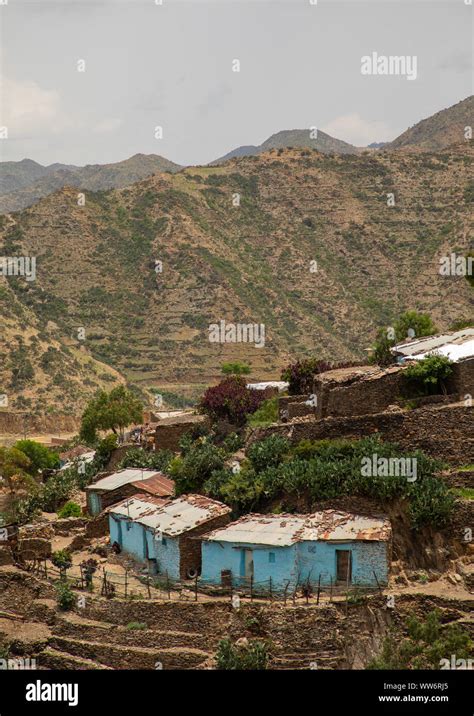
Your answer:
[0,96,472,414]
[1,96,471,214]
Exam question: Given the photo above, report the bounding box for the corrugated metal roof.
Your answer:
[204,510,391,546]
[109,493,231,536]
[247,381,289,391]
[86,468,167,492]
[132,473,174,497]
[392,329,474,363]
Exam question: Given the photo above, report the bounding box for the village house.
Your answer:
[201,510,391,590]
[391,328,474,364]
[85,468,174,516]
[154,413,209,452]
[108,493,231,579]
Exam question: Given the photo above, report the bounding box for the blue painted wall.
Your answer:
[154,534,180,580]
[109,514,160,566]
[201,541,299,590]
[297,541,388,586]
[201,539,388,588]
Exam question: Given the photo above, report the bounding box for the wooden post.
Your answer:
[147,563,151,599]
[269,576,272,600]
[80,565,84,590]
[194,573,198,602]
[250,574,254,602]
[124,569,128,599]
[283,581,290,606]
[44,559,48,580]
[166,572,170,600]
[330,576,333,603]
[373,570,382,594]
[317,574,321,605]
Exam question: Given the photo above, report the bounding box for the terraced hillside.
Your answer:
[0,141,472,412]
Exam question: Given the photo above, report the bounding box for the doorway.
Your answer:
[336,549,352,583]
[240,549,254,580]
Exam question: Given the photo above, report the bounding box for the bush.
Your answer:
[247,397,278,427]
[55,580,76,611]
[402,355,453,396]
[170,440,226,495]
[51,549,72,572]
[57,501,82,519]
[199,377,267,426]
[221,362,251,376]
[205,436,452,528]
[247,435,290,472]
[13,440,60,474]
[118,447,172,472]
[281,358,330,395]
[216,638,269,670]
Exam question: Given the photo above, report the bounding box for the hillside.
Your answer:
[0,142,472,414]
[385,95,473,152]
[212,129,358,164]
[0,154,182,213]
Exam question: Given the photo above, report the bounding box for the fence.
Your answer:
[16,551,384,605]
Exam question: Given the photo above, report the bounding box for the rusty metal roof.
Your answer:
[132,473,174,497]
[109,493,231,536]
[203,510,391,546]
[86,468,170,493]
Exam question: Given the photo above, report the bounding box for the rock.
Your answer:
[236,637,249,648]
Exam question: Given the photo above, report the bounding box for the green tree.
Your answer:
[0,446,35,496]
[80,386,143,443]
[394,311,437,342]
[221,362,251,376]
[403,355,454,396]
[13,440,60,475]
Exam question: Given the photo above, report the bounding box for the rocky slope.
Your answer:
[0,138,472,413]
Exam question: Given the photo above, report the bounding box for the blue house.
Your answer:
[201,510,391,591]
[109,493,231,580]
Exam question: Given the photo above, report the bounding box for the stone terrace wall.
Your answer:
[314,370,404,419]
[250,404,474,465]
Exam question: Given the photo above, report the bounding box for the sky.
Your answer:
[0,0,472,167]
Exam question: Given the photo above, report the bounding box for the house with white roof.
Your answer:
[108,493,231,579]
[85,468,174,516]
[201,510,391,590]
[391,328,474,364]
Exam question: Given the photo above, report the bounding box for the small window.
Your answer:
[162,536,167,546]
[268,552,275,563]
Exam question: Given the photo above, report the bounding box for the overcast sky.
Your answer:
[0,0,472,166]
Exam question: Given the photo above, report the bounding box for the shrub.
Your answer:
[216,638,269,670]
[55,580,76,611]
[247,435,290,472]
[402,355,453,396]
[118,447,172,472]
[281,358,330,395]
[13,440,60,474]
[247,397,278,427]
[51,549,73,572]
[221,362,251,376]
[57,501,82,519]
[170,440,226,495]
[199,377,267,426]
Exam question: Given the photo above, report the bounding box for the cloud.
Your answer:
[93,118,123,133]
[321,113,393,146]
[0,76,73,136]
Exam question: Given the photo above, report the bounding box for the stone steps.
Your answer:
[48,635,210,670]
[271,651,342,670]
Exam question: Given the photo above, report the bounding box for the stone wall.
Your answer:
[313,369,405,419]
[155,417,208,452]
[178,512,232,580]
[447,358,474,397]
[250,404,474,465]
